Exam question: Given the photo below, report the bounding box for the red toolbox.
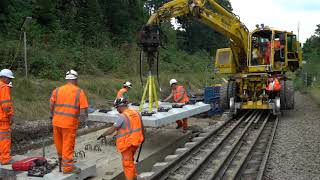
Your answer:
[12,157,47,171]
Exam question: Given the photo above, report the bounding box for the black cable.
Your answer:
[158,23,167,50]
[139,50,144,86]
[156,51,161,91]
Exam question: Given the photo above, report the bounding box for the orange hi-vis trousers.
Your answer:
[176,118,188,130]
[0,128,11,165]
[121,146,139,180]
[53,126,76,173]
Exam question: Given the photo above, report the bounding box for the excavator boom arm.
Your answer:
[145,0,249,63]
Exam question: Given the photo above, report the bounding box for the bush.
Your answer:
[293,78,304,91]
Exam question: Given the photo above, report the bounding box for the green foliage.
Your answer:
[0,0,233,121]
[301,24,320,87]
[0,0,233,80]
[293,78,304,91]
[303,43,320,69]
[293,24,320,97]
[102,0,147,43]
[10,73,210,121]
[32,0,58,29]
[176,0,232,55]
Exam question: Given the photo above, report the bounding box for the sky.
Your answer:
[230,0,320,44]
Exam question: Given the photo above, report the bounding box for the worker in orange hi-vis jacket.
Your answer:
[266,77,281,92]
[50,69,88,174]
[98,98,144,180]
[163,79,190,133]
[116,81,132,100]
[0,69,15,165]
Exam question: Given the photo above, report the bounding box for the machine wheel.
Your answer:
[280,80,295,110]
[220,81,237,109]
[285,80,294,109]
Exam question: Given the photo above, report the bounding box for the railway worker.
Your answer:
[50,69,89,174]
[264,41,271,65]
[98,98,144,180]
[163,79,190,133]
[0,69,15,165]
[266,76,281,92]
[252,43,261,65]
[116,81,132,100]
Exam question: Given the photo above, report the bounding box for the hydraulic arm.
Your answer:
[139,0,249,71]
[138,0,249,111]
[138,0,302,114]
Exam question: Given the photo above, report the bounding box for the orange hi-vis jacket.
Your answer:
[116,108,144,153]
[0,81,14,130]
[266,78,281,91]
[172,85,189,103]
[50,83,88,129]
[116,88,128,99]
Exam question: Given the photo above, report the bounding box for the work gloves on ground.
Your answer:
[97,135,105,140]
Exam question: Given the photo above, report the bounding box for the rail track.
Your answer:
[138,110,279,180]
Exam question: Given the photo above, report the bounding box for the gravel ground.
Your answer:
[265,92,320,180]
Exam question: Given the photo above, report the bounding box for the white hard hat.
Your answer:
[65,69,78,80]
[169,79,178,86]
[0,69,15,79]
[123,81,132,88]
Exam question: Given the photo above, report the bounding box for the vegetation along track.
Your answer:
[138,110,279,180]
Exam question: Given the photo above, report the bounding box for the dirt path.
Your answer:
[265,92,320,180]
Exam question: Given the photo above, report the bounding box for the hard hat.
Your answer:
[65,69,78,80]
[0,69,15,79]
[123,81,132,88]
[169,79,178,86]
[113,98,128,108]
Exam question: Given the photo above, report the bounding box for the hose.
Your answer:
[139,50,144,86]
[159,23,167,50]
[156,51,162,91]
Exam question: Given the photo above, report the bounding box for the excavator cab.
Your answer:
[248,28,273,72]
[248,27,302,73]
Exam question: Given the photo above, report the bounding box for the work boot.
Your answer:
[63,167,81,174]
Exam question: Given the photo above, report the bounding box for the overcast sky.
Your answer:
[230,0,320,44]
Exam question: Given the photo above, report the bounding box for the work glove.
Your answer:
[97,134,105,140]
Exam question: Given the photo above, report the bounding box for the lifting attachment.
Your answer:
[138,25,161,112]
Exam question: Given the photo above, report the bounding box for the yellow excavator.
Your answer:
[138,0,302,115]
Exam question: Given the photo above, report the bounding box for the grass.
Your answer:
[294,75,320,106]
[11,71,220,121]
[307,83,320,107]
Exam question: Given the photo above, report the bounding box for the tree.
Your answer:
[176,0,233,55]
[302,24,320,80]
[32,0,57,29]
[0,0,10,33]
[315,24,320,36]
[103,0,147,43]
